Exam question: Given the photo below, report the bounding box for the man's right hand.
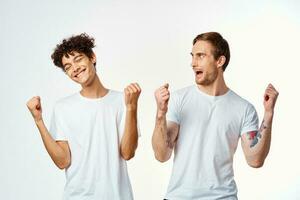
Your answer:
[26,96,43,122]
[154,83,170,115]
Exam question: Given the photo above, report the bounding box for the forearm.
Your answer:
[120,108,138,160]
[35,119,70,169]
[242,84,278,168]
[152,110,171,162]
[245,112,273,166]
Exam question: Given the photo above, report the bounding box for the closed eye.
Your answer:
[74,56,83,62]
[64,65,71,71]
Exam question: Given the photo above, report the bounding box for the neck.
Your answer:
[80,74,108,99]
[197,71,229,96]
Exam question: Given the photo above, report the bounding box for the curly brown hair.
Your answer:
[51,33,96,71]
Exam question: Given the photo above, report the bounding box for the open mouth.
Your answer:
[195,70,203,75]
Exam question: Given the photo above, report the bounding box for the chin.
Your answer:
[195,78,204,85]
[82,78,95,87]
[73,77,88,86]
[195,79,211,86]
[80,80,89,87]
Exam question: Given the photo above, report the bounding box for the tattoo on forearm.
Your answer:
[248,120,267,148]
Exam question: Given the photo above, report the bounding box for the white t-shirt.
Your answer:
[50,90,137,200]
[165,85,259,200]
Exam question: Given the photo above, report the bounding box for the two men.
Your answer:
[152,32,278,199]
[27,32,278,199]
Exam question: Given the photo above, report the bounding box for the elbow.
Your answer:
[57,165,67,170]
[152,143,171,163]
[247,160,264,168]
[56,158,71,170]
[120,138,138,161]
[154,153,170,163]
[121,152,135,161]
[120,146,136,160]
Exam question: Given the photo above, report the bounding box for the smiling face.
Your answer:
[191,40,224,86]
[62,51,97,87]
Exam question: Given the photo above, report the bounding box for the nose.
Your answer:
[73,64,80,72]
[191,57,197,68]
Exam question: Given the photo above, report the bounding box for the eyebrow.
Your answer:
[190,52,206,56]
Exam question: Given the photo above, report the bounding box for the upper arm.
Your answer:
[240,104,260,158]
[241,131,251,155]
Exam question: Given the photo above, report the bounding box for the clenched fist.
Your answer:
[124,83,141,110]
[26,96,43,122]
[263,83,279,113]
[155,83,170,115]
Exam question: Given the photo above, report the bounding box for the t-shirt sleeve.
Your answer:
[240,103,259,135]
[49,105,68,141]
[166,92,180,125]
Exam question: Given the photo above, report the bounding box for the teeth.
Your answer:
[75,70,85,78]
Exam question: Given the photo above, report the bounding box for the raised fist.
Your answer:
[154,83,170,114]
[124,83,141,110]
[26,96,43,122]
[263,83,279,113]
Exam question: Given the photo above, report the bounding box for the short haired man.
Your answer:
[27,33,141,200]
[152,32,278,199]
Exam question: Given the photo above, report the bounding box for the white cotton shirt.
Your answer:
[165,85,259,200]
[49,90,137,200]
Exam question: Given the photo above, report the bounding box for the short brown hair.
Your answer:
[193,32,230,71]
[51,33,96,71]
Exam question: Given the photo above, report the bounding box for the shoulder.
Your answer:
[171,85,195,99]
[228,90,257,113]
[106,90,126,116]
[54,93,79,109]
[106,89,124,104]
[173,85,194,95]
[50,93,79,118]
[108,90,123,98]
[100,90,125,112]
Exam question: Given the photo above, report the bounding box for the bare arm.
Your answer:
[152,84,179,162]
[27,96,71,169]
[152,111,179,162]
[241,84,279,168]
[241,113,273,168]
[120,83,141,160]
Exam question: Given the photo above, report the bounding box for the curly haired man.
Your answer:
[27,33,141,200]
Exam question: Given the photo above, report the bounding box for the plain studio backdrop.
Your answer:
[1,0,299,199]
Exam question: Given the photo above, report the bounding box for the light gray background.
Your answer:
[1,0,299,199]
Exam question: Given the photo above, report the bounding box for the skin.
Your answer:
[241,84,278,167]
[152,40,279,168]
[26,96,71,169]
[121,82,141,160]
[152,83,179,162]
[27,51,140,170]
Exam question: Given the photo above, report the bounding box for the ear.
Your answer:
[91,53,96,64]
[217,55,226,69]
